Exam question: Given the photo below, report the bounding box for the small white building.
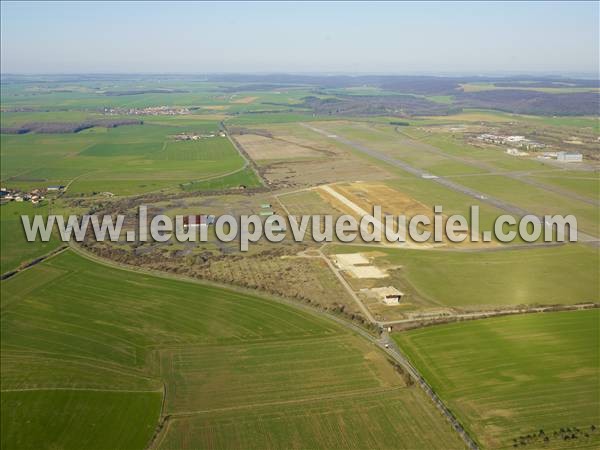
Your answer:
[557,151,583,162]
[506,148,529,157]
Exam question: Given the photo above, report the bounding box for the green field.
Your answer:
[159,388,452,449]
[1,390,161,450]
[1,250,463,449]
[226,112,330,126]
[1,120,246,195]
[327,244,599,309]
[394,310,600,449]
[181,166,261,191]
[451,174,599,237]
[0,202,62,274]
[529,172,600,199]
[0,84,314,117]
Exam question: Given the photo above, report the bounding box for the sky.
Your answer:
[1,1,598,75]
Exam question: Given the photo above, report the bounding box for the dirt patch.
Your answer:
[236,134,323,160]
[321,182,496,248]
[235,123,393,188]
[332,253,388,279]
[332,182,432,218]
[318,183,435,249]
[335,253,370,265]
[262,158,390,189]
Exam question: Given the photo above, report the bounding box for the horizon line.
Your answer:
[1,71,598,78]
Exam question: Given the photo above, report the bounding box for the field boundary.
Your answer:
[1,244,68,280]
[221,122,268,188]
[0,387,162,393]
[381,302,599,328]
[66,243,480,450]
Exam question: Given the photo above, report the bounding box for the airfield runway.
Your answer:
[302,124,599,246]
[391,130,599,207]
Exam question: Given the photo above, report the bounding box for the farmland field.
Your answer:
[0,250,464,449]
[394,310,600,449]
[0,202,61,274]
[180,167,261,191]
[1,120,246,195]
[158,388,454,450]
[1,390,161,450]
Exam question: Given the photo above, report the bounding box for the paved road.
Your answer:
[302,124,599,246]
